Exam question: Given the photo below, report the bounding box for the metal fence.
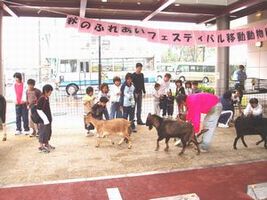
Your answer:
[49,87,267,120]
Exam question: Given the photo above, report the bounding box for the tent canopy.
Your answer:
[2,0,267,24]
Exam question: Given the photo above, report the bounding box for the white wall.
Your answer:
[247,11,267,79]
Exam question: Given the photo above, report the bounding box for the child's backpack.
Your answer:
[30,104,42,124]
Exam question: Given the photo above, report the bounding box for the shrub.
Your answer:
[199,84,215,94]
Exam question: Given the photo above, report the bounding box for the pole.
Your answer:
[0,2,3,95]
[38,19,41,83]
[98,35,102,88]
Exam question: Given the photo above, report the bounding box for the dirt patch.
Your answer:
[0,116,267,187]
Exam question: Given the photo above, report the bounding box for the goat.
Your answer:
[0,95,7,141]
[146,113,200,155]
[85,113,132,149]
[233,115,267,149]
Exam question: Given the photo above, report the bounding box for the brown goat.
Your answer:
[85,113,132,149]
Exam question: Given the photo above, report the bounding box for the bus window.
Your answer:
[157,65,166,72]
[195,65,203,72]
[80,62,90,72]
[178,65,189,72]
[189,65,196,72]
[60,64,66,73]
[85,62,90,72]
[80,62,84,72]
[123,58,135,71]
[146,57,154,71]
[114,58,123,72]
[102,58,112,72]
[60,59,77,73]
[203,65,215,72]
[69,60,77,72]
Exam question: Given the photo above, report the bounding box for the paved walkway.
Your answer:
[1,160,267,200]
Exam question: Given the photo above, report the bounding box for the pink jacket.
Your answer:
[186,93,219,133]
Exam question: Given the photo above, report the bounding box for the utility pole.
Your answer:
[38,19,42,83]
[98,35,102,88]
[0,2,3,95]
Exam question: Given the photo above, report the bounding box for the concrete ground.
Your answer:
[0,115,267,187]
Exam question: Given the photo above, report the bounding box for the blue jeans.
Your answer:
[109,102,122,119]
[200,102,222,150]
[15,104,29,131]
[134,92,143,122]
[123,106,135,129]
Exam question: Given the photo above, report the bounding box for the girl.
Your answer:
[175,80,185,96]
[109,76,122,119]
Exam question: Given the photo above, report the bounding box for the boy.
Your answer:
[97,83,110,120]
[83,86,95,136]
[132,63,146,125]
[37,84,54,153]
[109,76,122,119]
[244,98,263,119]
[91,96,109,120]
[26,79,41,137]
[120,73,137,132]
[87,97,109,136]
[218,90,234,128]
[152,83,161,115]
[158,73,171,117]
[13,72,30,135]
[166,89,174,118]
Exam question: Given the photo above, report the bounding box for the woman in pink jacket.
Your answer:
[177,93,222,152]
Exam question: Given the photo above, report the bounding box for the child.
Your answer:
[158,73,171,117]
[36,84,54,153]
[184,81,192,95]
[83,86,95,136]
[166,89,174,118]
[175,80,185,96]
[109,76,122,119]
[218,90,234,128]
[97,83,110,120]
[244,98,263,119]
[192,81,202,94]
[26,79,42,137]
[152,83,161,115]
[13,72,30,135]
[86,97,109,135]
[91,96,109,120]
[120,73,137,132]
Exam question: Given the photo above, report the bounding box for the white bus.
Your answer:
[156,63,216,83]
[54,57,156,95]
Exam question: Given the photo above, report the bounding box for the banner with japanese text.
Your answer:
[66,15,267,47]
